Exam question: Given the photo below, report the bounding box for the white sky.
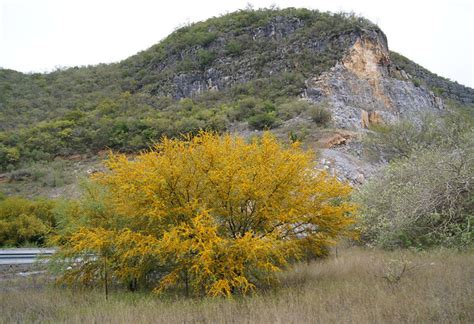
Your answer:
[1,0,473,88]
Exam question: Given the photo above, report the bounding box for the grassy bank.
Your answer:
[1,247,472,323]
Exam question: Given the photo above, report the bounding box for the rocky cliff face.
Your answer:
[140,15,314,98]
[288,28,450,185]
[304,30,445,129]
[143,14,447,131]
[127,11,378,100]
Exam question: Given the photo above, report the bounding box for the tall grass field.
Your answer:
[1,247,472,323]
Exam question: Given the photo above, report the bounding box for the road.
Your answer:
[0,248,56,265]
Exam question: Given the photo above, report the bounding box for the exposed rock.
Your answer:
[317,130,358,148]
[305,31,445,129]
[318,147,378,185]
[361,110,383,128]
[142,15,375,100]
[66,154,83,161]
[368,111,383,125]
[360,110,368,129]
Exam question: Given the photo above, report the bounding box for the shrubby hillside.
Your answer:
[0,8,375,169]
[1,7,472,172]
[390,51,474,105]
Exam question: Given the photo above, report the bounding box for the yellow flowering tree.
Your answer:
[55,132,356,296]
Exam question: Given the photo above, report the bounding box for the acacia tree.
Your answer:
[55,132,356,296]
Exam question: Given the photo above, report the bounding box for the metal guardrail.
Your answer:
[0,248,56,265]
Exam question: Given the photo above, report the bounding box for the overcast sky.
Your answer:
[1,0,473,88]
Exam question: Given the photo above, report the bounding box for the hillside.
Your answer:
[1,7,473,196]
[390,51,474,105]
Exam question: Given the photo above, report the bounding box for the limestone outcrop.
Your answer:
[305,30,445,129]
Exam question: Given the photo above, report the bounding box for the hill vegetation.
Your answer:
[390,51,474,105]
[0,8,377,170]
[2,7,472,172]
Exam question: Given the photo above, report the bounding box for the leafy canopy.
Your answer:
[55,132,356,296]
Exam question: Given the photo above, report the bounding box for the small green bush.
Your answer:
[277,100,316,120]
[225,40,244,56]
[357,113,474,249]
[308,104,332,126]
[197,50,216,69]
[232,97,259,121]
[248,112,280,130]
[0,145,21,170]
[357,146,473,249]
[0,197,57,246]
[176,57,197,72]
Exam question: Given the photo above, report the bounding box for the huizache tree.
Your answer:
[55,132,356,296]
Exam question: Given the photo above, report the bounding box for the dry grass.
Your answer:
[1,247,473,323]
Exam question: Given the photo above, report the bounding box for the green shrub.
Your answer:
[248,112,280,130]
[225,40,244,56]
[363,120,424,161]
[194,31,218,47]
[0,145,21,170]
[172,116,205,135]
[288,130,308,143]
[358,111,474,249]
[308,104,332,126]
[231,97,259,121]
[167,29,217,52]
[29,161,73,187]
[277,100,317,120]
[176,57,197,72]
[357,144,473,249]
[197,50,216,69]
[432,87,445,97]
[363,112,473,162]
[0,197,57,246]
[206,113,229,132]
